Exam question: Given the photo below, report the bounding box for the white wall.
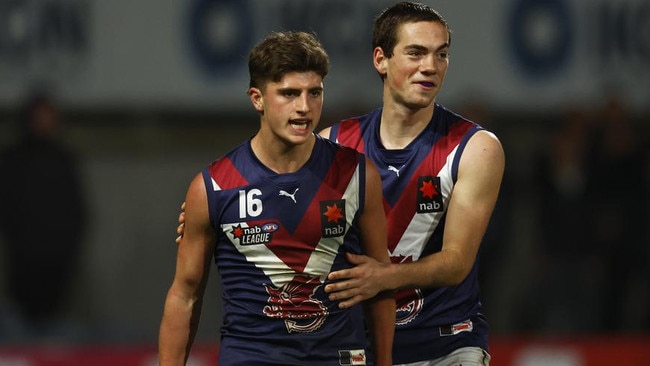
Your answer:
[0,0,648,112]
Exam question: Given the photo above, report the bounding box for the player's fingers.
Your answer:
[327,268,352,281]
[326,283,348,296]
[324,281,341,294]
[337,295,363,309]
[175,234,182,245]
[328,288,354,302]
[176,222,185,234]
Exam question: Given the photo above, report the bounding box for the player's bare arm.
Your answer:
[357,157,395,366]
[393,130,504,288]
[159,173,215,365]
[326,130,504,305]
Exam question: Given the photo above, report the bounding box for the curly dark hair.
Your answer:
[248,31,329,89]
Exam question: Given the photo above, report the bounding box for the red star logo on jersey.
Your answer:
[231,224,244,239]
[416,176,444,213]
[419,179,439,199]
[323,203,344,223]
[320,199,346,238]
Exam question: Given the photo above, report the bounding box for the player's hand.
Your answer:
[324,252,388,308]
[175,202,187,245]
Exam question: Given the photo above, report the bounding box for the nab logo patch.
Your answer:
[339,349,366,365]
[230,222,277,245]
[320,200,346,238]
[417,176,443,213]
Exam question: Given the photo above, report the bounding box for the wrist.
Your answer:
[383,262,401,291]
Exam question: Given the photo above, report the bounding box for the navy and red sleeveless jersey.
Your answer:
[202,135,373,365]
[329,104,490,363]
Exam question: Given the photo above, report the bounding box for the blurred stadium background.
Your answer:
[0,0,648,365]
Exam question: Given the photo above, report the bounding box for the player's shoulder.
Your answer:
[437,103,501,143]
[203,140,253,191]
[463,129,505,170]
[435,103,504,163]
[316,133,359,154]
[332,108,381,129]
[468,129,502,150]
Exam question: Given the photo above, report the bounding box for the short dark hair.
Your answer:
[248,31,329,89]
[373,1,451,58]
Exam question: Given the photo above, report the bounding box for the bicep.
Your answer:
[172,173,215,294]
[443,131,505,258]
[358,158,389,263]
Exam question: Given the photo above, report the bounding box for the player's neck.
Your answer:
[379,101,434,150]
[250,132,315,174]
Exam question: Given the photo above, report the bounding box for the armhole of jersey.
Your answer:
[357,153,366,215]
[328,123,340,142]
[201,168,216,228]
[451,126,482,182]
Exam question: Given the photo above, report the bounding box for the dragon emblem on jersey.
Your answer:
[263,275,329,333]
[416,176,444,213]
[320,199,346,238]
[392,255,424,325]
[395,288,424,326]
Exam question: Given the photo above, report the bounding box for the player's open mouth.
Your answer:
[418,81,435,88]
[290,120,309,130]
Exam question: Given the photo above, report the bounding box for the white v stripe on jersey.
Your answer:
[305,164,361,277]
[211,177,220,191]
[223,222,297,286]
[391,146,457,261]
[223,165,362,287]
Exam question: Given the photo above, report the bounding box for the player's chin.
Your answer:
[403,96,434,110]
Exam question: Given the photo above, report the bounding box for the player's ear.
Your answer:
[248,87,264,113]
[373,47,388,77]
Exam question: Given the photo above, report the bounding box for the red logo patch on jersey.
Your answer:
[339,349,366,365]
[392,255,424,325]
[262,275,328,333]
[416,176,443,213]
[439,319,474,336]
[320,200,346,238]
